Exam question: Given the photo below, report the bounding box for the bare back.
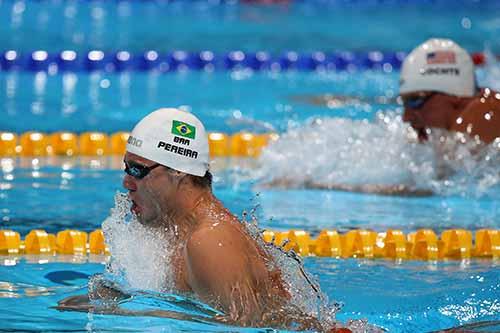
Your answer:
[451,89,500,144]
[179,201,290,326]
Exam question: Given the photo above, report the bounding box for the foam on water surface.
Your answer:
[101,192,175,292]
[258,112,500,198]
[477,50,500,92]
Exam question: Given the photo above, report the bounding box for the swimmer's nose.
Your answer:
[403,108,424,128]
[122,174,137,191]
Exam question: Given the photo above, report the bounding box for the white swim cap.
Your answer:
[400,38,475,97]
[126,108,209,177]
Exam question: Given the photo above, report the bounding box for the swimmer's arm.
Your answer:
[289,94,398,107]
[184,228,345,331]
[56,281,129,311]
[262,178,433,197]
[184,228,264,326]
[450,97,500,144]
[56,302,348,333]
[55,300,216,323]
[56,302,349,332]
[306,182,434,197]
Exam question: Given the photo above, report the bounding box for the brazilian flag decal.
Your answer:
[172,120,196,139]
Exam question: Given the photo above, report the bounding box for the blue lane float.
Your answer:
[9,0,500,4]
[0,49,406,73]
[0,49,487,73]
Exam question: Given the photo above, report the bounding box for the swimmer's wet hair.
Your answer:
[189,171,213,190]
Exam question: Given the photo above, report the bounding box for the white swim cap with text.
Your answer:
[126,108,209,177]
[400,38,475,97]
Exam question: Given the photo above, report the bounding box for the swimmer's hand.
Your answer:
[55,276,130,312]
[55,289,128,312]
[55,294,94,312]
[88,280,128,302]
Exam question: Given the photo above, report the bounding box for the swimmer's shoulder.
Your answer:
[186,219,249,255]
[185,216,264,273]
[184,222,260,293]
[466,89,500,112]
[451,88,500,143]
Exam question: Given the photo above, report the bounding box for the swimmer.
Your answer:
[289,38,500,144]
[401,38,500,144]
[57,108,350,332]
[266,38,499,196]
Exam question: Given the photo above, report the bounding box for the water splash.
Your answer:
[427,131,500,197]
[244,207,384,332]
[99,192,384,331]
[101,192,175,292]
[477,49,500,91]
[257,112,500,197]
[242,205,349,331]
[258,113,434,190]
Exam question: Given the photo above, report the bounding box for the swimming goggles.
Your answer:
[124,160,162,179]
[402,92,435,109]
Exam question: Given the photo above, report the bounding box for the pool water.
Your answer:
[0,71,400,133]
[1,154,499,236]
[0,1,499,332]
[1,0,500,53]
[0,257,498,332]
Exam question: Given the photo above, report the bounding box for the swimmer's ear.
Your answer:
[173,171,190,190]
[172,170,186,177]
[170,170,189,187]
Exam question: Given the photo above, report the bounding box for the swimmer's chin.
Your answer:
[131,202,141,215]
[134,213,166,228]
[129,204,149,225]
[417,127,429,142]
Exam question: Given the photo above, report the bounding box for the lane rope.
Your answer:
[0,131,278,157]
[0,228,498,261]
[0,50,491,73]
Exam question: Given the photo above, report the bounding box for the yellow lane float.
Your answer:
[0,228,497,261]
[0,131,280,157]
